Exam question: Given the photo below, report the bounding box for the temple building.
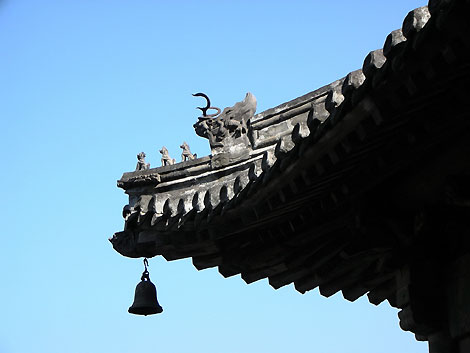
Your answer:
[111,1,470,352]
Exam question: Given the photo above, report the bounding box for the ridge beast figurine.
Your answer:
[135,152,150,171]
[160,146,175,166]
[180,141,197,161]
[193,92,257,153]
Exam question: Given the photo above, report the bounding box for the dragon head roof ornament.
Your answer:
[193,92,257,155]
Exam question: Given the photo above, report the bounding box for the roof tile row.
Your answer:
[112,0,470,306]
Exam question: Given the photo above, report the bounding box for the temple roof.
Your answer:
[111,0,470,337]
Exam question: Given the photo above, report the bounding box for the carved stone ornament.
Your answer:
[136,152,150,171]
[193,92,257,154]
[180,141,197,161]
[159,146,175,166]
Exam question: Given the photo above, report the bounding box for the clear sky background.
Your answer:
[0,1,429,352]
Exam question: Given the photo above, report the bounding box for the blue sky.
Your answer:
[0,1,428,352]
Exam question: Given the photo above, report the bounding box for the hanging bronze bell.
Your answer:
[128,265,163,316]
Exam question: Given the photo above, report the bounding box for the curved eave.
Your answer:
[111,0,470,314]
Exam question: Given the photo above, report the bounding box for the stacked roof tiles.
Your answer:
[112,0,470,343]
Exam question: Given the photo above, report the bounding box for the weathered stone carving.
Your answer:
[159,146,175,166]
[193,93,257,154]
[180,142,197,161]
[136,152,150,171]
